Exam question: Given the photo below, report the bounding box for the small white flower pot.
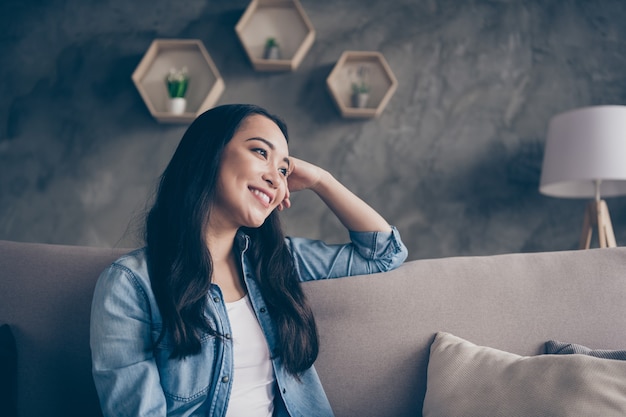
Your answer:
[264,45,281,60]
[352,92,370,108]
[168,97,187,115]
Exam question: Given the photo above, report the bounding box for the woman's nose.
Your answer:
[263,170,279,188]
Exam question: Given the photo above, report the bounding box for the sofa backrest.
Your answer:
[2,239,626,417]
[303,246,626,417]
[0,240,126,417]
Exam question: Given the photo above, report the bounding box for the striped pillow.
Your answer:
[545,340,626,360]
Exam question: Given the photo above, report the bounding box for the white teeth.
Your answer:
[252,189,270,204]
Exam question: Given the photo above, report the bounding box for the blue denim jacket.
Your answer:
[90,227,407,417]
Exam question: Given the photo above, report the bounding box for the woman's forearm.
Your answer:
[310,170,392,233]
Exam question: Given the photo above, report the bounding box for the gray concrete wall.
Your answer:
[1,0,625,260]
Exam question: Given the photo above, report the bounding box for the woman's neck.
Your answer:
[205,226,237,261]
[206,228,246,302]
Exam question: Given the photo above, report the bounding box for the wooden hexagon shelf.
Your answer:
[235,0,315,72]
[326,51,398,119]
[132,39,225,124]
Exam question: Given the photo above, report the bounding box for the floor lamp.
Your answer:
[539,105,626,249]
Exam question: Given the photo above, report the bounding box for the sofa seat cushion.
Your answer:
[423,332,626,417]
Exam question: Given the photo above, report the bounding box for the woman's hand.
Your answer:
[276,157,391,233]
[277,157,326,211]
[286,157,326,192]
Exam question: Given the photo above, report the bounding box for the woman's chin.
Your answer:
[244,216,269,229]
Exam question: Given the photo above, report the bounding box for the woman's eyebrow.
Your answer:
[246,137,275,149]
[246,137,290,167]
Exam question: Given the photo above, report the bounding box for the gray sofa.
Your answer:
[2,239,626,417]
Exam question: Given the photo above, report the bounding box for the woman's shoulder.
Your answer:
[92,247,159,323]
[99,247,151,288]
[112,247,148,268]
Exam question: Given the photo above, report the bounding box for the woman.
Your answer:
[90,104,407,417]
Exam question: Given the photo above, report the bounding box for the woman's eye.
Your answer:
[279,168,288,177]
[253,148,267,158]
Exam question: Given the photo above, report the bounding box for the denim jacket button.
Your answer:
[225,333,231,339]
[213,296,220,303]
[260,307,266,313]
[222,376,229,383]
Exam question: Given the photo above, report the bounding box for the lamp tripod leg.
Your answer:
[598,200,616,248]
[578,200,616,249]
[579,202,594,250]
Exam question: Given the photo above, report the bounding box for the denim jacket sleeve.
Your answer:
[90,256,167,417]
[285,225,408,282]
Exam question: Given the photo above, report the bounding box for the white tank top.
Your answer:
[225,295,275,417]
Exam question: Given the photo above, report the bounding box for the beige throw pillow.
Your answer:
[423,332,626,417]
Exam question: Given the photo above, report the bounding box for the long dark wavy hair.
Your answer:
[145,104,318,376]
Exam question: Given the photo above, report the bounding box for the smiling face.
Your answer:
[210,114,291,232]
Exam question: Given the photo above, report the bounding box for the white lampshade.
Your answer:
[540,105,626,198]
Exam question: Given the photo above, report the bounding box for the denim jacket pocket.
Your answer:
[152,327,217,402]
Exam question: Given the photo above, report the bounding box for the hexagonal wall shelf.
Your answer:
[326,51,398,119]
[235,0,315,72]
[132,39,225,124]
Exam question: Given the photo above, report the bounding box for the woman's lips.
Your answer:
[250,187,271,207]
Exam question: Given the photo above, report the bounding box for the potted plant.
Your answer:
[351,81,370,108]
[165,66,189,115]
[350,64,371,108]
[264,37,281,60]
